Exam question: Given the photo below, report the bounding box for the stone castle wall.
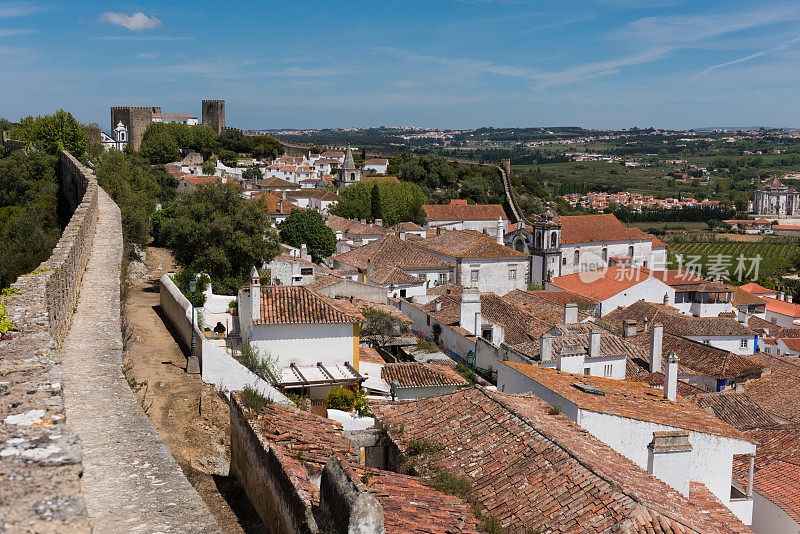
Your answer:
[0,150,98,532]
[202,99,225,134]
[110,106,160,151]
[1,130,25,153]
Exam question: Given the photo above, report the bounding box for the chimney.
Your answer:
[642,317,649,332]
[663,293,670,306]
[540,334,553,362]
[496,217,504,245]
[778,292,784,301]
[622,319,638,338]
[737,308,748,324]
[788,295,794,303]
[435,301,442,312]
[250,266,261,322]
[650,323,663,373]
[300,243,309,261]
[564,303,578,324]
[647,431,692,496]
[589,330,601,358]
[460,288,481,336]
[556,345,585,374]
[436,226,441,236]
[664,351,679,401]
[399,231,406,240]
[376,218,383,227]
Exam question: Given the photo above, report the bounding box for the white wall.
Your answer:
[765,310,800,328]
[160,275,289,403]
[248,322,355,369]
[684,335,756,355]
[597,278,674,315]
[751,491,800,534]
[560,240,654,275]
[427,219,508,234]
[674,301,733,318]
[455,257,529,296]
[396,385,460,400]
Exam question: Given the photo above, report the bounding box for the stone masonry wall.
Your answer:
[0,151,97,532]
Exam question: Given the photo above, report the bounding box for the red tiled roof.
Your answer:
[253,191,295,215]
[733,287,766,306]
[182,176,220,185]
[742,372,800,422]
[687,482,753,534]
[333,234,453,272]
[627,371,707,397]
[503,361,752,441]
[417,230,528,259]
[558,213,647,244]
[646,269,705,286]
[693,391,778,430]
[381,362,468,388]
[502,289,597,324]
[751,461,800,522]
[512,331,647,362]
[762,296,800,318]
[604,300,755,337]
[358,346,385,365]
[364,158,389,164]
[256,286,362,325]
[422,202,508,222]
[549,266,660,302]
[739,282,775,295]
[373,387,752,534]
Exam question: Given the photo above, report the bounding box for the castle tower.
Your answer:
[202,100,226,134]
[110,106,160,151]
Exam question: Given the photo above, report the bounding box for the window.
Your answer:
[471,269,479,282]
[574,250,580,265]
[562,257,567,266]
[550,232,558,248]
[508,269,517,280]
[601,248,608,262]
[482,328,493,342]
[771,317,778,324]
[740,339,748,349]
[418,273,426,280]
[400,289,407,298]
[426,315,430,326]
[628,245,634,258]
[603,364,612,377]
[300,267,313,276]
[583,367,591,376]
[438,273,448,285]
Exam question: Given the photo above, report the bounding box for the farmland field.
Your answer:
[669,241,800,281]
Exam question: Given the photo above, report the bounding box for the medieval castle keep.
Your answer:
[110,100,226,151]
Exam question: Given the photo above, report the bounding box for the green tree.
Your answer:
[331,181,427,226]
[157,182,279,293]
[217,149,238,167]
[277,209,336,263]
[94,150,178,245]
[140,128,180,164]
[13,109,88,160]
[241,165,262,182]
[370,183,381,222]
[201,158,217,175]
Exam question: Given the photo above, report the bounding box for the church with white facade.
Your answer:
[753,176,800,217]
[505,212,667,286]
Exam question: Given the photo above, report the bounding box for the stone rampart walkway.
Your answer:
[60,188,221,533]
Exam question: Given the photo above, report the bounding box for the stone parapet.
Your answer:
[0,151,97,532]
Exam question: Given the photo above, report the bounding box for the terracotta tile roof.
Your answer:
[422,202,508,222]
[417,230,528,259]
[257,176,300,188]
[604,300,755,337]
[381,362,469,388]
[627,371,707,397]
[182,175,220,185]
[762,296,800,318]
[256,286,363,325]
[503,361,752,441]
[285,190,341,201]
[558,213,647,244]
[747,315,786,336]
[513,331,647,362]
[333,234,453,272]
[358,346,385,365]
[325,214,391,237]
[742,425,800,470]
[426,282,462,297]
[421,294,462,325]
[549,266,662,302]
[373,387,751,534]
[479,292,552,345]
[687,482,752,534]
[364,158,389,164]
[389,221,424,231]
[745,351,800,375]
[355,299,413,325]
[739,282,775,295]
[501,289,596,324]
[733,287,766,306]
[303,274,347,291]
[623,330,763,379]
[358,467,483,534]
[370,265,425,286]
[693,391,778,430]
[644,268,707,286]
[253,191,294,215]
[751,461,800,522]
[244,398,482,532]
[741,372,800,422]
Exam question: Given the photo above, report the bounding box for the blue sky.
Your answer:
[2,0,800,131]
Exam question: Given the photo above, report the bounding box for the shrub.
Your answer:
[239,385,272,414]
[171,268,209,307]
[430,469,472,500]
[324,387,356,411]
[407,438,443,457]
[547,403,562,415]
[238,342,279,385]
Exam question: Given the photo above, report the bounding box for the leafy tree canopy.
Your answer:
[277,209,336,263]
[13,109,88,160]
[331,181,427,226]
[157,182,279,293]
[140,128,180,164]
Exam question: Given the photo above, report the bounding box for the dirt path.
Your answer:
[123,246,266,533]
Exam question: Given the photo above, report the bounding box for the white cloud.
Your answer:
[694,34,800,78]
[0,28,32,36]
[93,35,191,41]
[0,2,46,19]
[98,12,162,31]
[137,52,159,59]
